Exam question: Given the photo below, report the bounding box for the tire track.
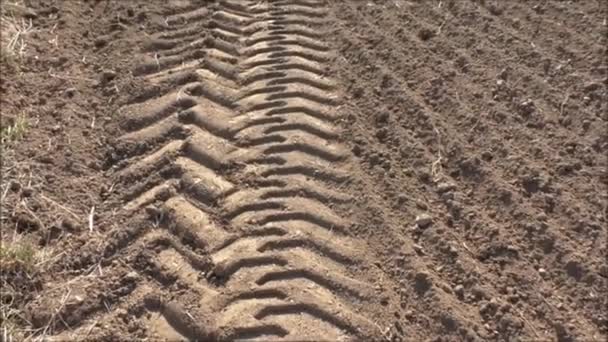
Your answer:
[89,0,388,340]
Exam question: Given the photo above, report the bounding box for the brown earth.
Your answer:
[0,0,606,341]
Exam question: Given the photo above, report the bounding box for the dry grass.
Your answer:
[0,241,36,273]
[1,112,29,145]
[1,3,38,340]
[0,234,38,341]
[1,1,34,74]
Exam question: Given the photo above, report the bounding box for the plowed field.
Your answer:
[1,0,606,341]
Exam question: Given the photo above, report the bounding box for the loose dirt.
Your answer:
[1,0,606,341]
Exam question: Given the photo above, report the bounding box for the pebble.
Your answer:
[436,182,456,194]
[415,213,433,228]
[518,99,536,116]
[64,87,77,97]
[454,284,464,297]
[481,150,494,161]
[413,244,425,255]
[145,205,161,218]
[538,267,548,278]
[582,120,591,131]
[413,271,433,293]
[94,36,108,48]
[583,81,601,93]
[439,282,453,294]
[417,28,435,41]
[100,70,117,84]
[124,271,139,282]
[415,201,428,210]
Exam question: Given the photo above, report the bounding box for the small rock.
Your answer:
[436,182,456,194]
[582,120,591,131]
[100,70,117,84]
[538,268,548,278]
[413,271,433,295]
[115,308,128,318]
[417,170,432,183]
[439,282,453,294]
[479,299,499,318]
[375,112,390,125]
[454,284,465,298]
[94,36,108,48]
[413,244,424,255]
[87,160,100,170]
[598,264,608,278]
[498,68,509,80]
[48,56,68,67]
[415,213,433,228]
[532,4,544,14]
[145,205,161,219]
[51,124,62,133]
[518,99,536,116]
[124,271,139,282]
[415,201,428,210]
[481,151,494,161]
[417,28,435,41]
[64,87,77,97]
[470,285,488,301]
[488,3,503,15]
[61,218,79,232]
[352,144,362,157]
[376,128,388,141]
[565,260,584,281]
[583,82,601,93]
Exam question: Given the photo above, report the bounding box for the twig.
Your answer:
[373,320,392,341]
[436,20,446,35]
[83,320,99,339]
[48,68,96,83]
[88,206,95,232]
[154,53,160,70]
[430,127,445,182]
[1,184,11,202]
[39,194,81,222]
[559,92,570,116]
[516,308,540,338]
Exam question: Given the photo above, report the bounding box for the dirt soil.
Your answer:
[1,0,606,341]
